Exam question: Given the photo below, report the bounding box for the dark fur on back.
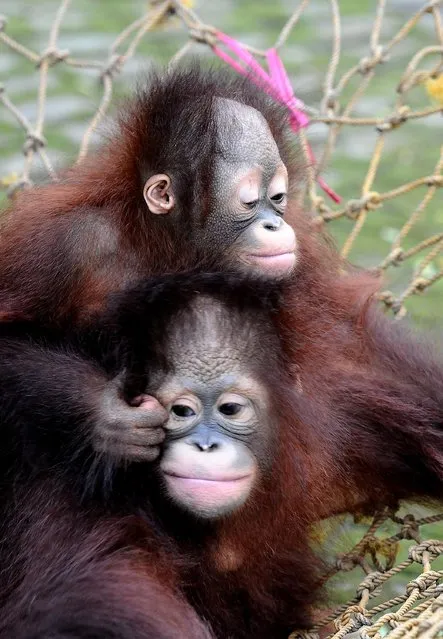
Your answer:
[0,269,442,637]
[0,272,319,639]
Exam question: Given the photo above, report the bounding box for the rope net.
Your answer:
[0,1,442,637]
[304,508,443,639]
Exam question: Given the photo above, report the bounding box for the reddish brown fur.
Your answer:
[0,65,293,325]
[272,206,443,514]
[0,481,212,639]
[0,65,442,637]
[0,317,320,638]
[0,271,442,637]
[0,269,441,637]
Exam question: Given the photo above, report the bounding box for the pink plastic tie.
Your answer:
[213,32,341,203]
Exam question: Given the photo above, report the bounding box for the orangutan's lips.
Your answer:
[247,251,296,271]
[163,471,250,483]
[250,251,295,259]
[163,473,254,504]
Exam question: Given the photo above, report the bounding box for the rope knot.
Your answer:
[427,175,443,187]
[400,514,420,541]
[378,291,405,314]
[345,191,381,218]
[37,47,69,68]
[406,570,441,595]
[336,554,360,572]
[377,106,410,131]
[414,277,431,292]
[101,54,124,81]
[358,46,387,75]
[377,611,400,626]
[356,571,384,597]
[324,89,338,113]
[191,26,217,46]
[389,247,404,266]
[23,132,47,154]
[425,0,441,12]
[379,290,395,305]
[409,540,443,563]
[311,195,330,215]
[334,606,371,631]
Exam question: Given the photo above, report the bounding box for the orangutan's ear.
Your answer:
[143,174,175,214]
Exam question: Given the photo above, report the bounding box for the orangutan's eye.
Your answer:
[171,404,196,418]
[218,402,242,416]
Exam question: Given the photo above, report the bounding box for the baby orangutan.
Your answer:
[0,272,442,639]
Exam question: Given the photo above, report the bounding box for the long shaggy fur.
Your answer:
[0,64,441,637]
[0,272,442,637]
[0,274,320,639]
[0,63,296,325]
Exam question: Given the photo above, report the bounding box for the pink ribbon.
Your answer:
[213,31,341,203]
